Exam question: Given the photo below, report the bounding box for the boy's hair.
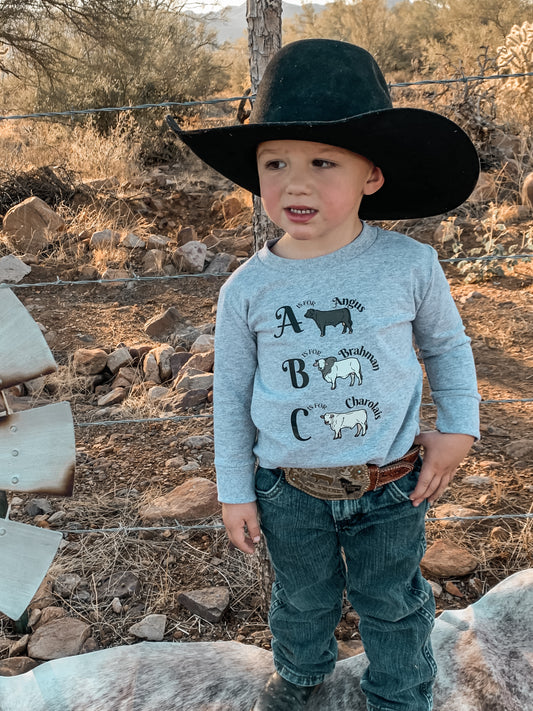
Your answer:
[167,39,479,220]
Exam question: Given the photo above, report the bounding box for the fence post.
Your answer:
[246,0,282,608]
[247,0,284,254]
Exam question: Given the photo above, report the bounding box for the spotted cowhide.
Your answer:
[1,569,531,711]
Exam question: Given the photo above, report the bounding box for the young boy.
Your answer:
[167,39,480,711]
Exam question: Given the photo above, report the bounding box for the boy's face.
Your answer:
[257,140,383,258]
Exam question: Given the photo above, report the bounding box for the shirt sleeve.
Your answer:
[213,279,259,503]
[412,248,480,439]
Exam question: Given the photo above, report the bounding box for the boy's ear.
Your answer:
[363,166,385,196]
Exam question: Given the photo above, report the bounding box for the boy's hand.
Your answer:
[410,431,475,507]
[221,502,261,555]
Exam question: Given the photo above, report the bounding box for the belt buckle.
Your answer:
[338,464,371,499]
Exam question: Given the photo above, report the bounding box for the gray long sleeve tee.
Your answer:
[214,223,480,504]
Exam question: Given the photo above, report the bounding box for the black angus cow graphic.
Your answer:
[304,307,353,337]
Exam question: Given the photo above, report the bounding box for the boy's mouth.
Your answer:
[285,207,317,222]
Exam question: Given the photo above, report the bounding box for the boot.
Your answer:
[251,672,321,710]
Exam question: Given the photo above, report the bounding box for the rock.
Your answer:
[128,614,167,641]
[73,348,108,375]
[112,366,140,389]
[37,605,67,627]
[445,582,464,598]
[505,439,533,461]
[27,618,91,660]
[97,387,127,407]
[177,587,230,623]
[170,389,209,411]
[0,254,31,283]
[0,657,39,676]
[78,264,100,280]
[467,172,497,203]
[24,375,47,395]
[111,598,122,614]
[337,640,365,660]
[177,226,197,245]
[25,498,53,516]
[101,268,130,283]
[165,455,186,468]
[30,577,56,610]
[181,435,214,449]
[172,241,208,273]
[146,234,170,250]
[174,372,214,392]
[144,307,182,339]
[521,172,533,207]
[3,196,64,252]
[106,347,133,374]
[143,350,162,383]
[169,352,192,378]
[120,232,145,249]
[9,635,29,657]
[53,574,82,598]
[462,475,493,488]
[429,580,443,598]
[180,461,200,472]
[421,540,478,578]
[433,504,481,528]
[186,349,214,372]
[143,249,167,275]
[190,334,215,354]
[139,477,220,523]
[90,229,120,248]
[150,344,175,381]
[222,195,245,220]
[98,571,140,600]
[147,385,170,402]
[205,253,240,274]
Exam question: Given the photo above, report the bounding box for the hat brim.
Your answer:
[168,108,480,220]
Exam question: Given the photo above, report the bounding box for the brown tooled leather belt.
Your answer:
[284,445,421,500]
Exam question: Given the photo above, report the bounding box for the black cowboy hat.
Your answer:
[166,39,479,220]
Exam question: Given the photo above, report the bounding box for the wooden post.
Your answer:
[246,0,282,607]
[247,0,284,253]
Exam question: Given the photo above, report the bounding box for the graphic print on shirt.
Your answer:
[275,296,382,443]
[320,409,367,439]
[313,356,362,389]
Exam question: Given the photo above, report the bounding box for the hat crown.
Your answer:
[251,39,393,124]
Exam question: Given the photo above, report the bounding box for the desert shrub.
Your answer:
[495,21,533,129]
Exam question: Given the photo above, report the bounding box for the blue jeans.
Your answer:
[255,458,436,711]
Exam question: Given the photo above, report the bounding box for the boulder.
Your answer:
[72,348,108,375]
[0,255,31,283]
[144,307,182,339]
[143,249,167,275]
[90,229,120,248]
[205,253,240,274]
[139,477,220,523]
[421,540,478,578]
[2,197,64,252]
[172,241,207,273]
[27,618,91,661]
[178,587,230,623]
[128,615,166,642]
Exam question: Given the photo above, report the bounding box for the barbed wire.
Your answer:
[1,252,531,292]
[0,72,532,123]
[58,511,533,537]
[74,398,531,429]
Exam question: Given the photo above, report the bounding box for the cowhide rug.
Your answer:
[1,569,531,711]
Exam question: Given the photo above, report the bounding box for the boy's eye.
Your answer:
[312,159,335,168]
[264,159,286,170]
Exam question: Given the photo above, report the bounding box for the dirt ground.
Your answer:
[1,168,532,656]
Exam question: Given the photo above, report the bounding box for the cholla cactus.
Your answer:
[496,22,533,126]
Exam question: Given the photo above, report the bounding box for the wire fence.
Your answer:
[0,71,532,123]
[1,66,532,535]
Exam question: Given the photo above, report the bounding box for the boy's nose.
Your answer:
[286,171,311,195]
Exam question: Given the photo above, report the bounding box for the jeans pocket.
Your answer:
[385,457,423,504]
[255,466,285,499]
